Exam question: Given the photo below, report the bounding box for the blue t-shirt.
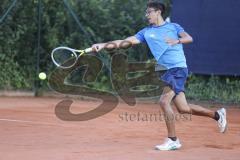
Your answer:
[135,22,187,69]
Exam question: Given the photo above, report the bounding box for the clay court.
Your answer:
[0,97,239,160]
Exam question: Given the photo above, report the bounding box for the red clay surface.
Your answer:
[0,97,240,160]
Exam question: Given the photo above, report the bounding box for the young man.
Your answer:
[91,1,227,151]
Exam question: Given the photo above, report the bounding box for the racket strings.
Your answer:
[52,49,78,68]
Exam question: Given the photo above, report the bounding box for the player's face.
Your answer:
[145,7,160,25]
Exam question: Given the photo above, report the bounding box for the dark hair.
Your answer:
[147,1,165,15]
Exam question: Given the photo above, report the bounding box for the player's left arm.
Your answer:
[165,31,193,46]
[178,31,193,44]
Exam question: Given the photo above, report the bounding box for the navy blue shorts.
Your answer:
[160,67,188,95]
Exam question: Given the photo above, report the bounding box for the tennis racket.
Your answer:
[51,46,93,69]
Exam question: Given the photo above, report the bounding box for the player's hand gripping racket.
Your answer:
[51,46,93,69]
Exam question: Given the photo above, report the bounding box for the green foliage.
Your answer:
[186,75,240,104]
[1,0,240,103]
[0,0,150,90]
[0,53,30,89]
[0,0,37,89]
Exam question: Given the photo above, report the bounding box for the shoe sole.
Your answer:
[222,122,228,133]
[155,145,182,151]
[221,108,228,133]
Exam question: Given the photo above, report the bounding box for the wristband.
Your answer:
[178,39,181,44]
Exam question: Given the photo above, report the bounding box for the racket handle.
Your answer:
[84,48,93,53]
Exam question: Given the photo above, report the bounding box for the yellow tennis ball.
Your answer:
[39,72,47,80]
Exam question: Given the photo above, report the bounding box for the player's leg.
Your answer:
[155,68,189,150]
[155,86,182,150]
[159,86,176,137]
[173,92,227,133]
[173,92,215,118]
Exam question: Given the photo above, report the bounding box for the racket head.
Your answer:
[51,47,78,69]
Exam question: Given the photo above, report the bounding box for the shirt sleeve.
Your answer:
[173,23,185,35]
[134,28,147,43]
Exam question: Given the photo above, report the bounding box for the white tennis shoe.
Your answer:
[155,138,182,151]
[217,108,227,133]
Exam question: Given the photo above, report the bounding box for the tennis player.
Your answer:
[92,1,227,151]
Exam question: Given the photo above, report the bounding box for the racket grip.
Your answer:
[84,48,93,53]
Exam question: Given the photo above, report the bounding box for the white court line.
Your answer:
[0,118,57,125]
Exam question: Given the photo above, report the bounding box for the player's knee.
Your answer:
[159,99,169,108]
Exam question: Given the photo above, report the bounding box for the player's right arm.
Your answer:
[91,36,141,52]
